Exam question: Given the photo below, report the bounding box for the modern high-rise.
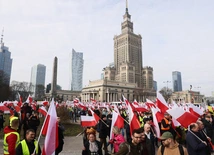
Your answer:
[0,31,13,85]
[172,71,182,92]
[69,49,84,91]
[30,64,46,97]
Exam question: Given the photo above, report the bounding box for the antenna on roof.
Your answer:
[1,28,4,44]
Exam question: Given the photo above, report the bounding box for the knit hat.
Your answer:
[160,132,173,140]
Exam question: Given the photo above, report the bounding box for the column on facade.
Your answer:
[93,93,95,99]
[107,93,110,103]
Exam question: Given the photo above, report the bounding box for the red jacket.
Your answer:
[4,126,19,155]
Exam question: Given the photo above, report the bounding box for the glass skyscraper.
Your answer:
[69,49,84,91]
[172,71,182,92]
[0,38,12,85]
[30,64,46,97]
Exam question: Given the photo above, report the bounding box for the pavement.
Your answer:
[0,135,84,155]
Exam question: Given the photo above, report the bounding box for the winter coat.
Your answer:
[112,134,126,153]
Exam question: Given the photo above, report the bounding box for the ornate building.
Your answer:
[81,2,156,102]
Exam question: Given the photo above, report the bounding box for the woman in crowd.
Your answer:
[82,133,103,155]
[109,126,125,153]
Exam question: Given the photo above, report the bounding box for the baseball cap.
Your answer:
[160,132,173,140]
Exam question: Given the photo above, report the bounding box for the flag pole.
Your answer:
[33,101,51,154]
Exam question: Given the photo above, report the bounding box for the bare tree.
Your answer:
[10,81,34,101]
[159,87,173,102]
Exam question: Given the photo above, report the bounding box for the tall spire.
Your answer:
[1,28,4,44]
[126,0,128,13]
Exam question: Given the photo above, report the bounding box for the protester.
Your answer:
[201,114,213,142]
[144,124,156,155]
[109,126,125,153]
[3,116,20,155]
[186,123,208,155]
[82,133,103,155]
[16,129,41,155]
[160,113,173,135]
[157,131,188,155]
[55,117,65,155]
[0,110,5,131]
[196,120,212,154]
[99,115,110,155]
[111,128,143,155]
[28,111,40,135]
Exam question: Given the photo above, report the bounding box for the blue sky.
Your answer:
[0,0,214,96]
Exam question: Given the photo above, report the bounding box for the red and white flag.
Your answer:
[110,110,124,139]
[17,93,22,107]
[167,107,198,128]
[123,95,140,135]
[151,107,161,138]
[188,103,203,117]
[41,99,58,155]
[38,106,47,117]
[80,115,97,127]
[156,92,169,113]
[41,101,49,106]
[89,108,100,123]
[26,94,33,104]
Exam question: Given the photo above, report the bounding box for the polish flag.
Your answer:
[123,96,140,135]
[26,95,33,104]
[188,103,203,117]
[113,105,120,114]
[133,99,139,106]
[167,107,198,128]
[156,92,169,113]
[80,116,97,127]
[90,98,96,103]
[17,93,22,107]
[38,106,47,116]
[41,99,58,155]
[89,108,100,123]
[145,99,157,109]
[73,98,79,103]
[78,102,87,111]
[41,101,49,106]
[151,107,161,138]
[110,110,124,139]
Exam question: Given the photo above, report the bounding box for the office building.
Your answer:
[0,31,12,85]
[172,71,182,92]
[30,64,46,97]
[69,49,84,91]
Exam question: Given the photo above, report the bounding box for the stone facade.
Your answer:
[171,90,204,103]
[81,79,156,102]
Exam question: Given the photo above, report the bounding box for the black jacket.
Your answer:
[16,139,41,155]
[83,140,103,155]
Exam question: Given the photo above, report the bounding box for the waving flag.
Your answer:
[110,110,124,139]
[167,107,198,128]
[80,115,97,127]
[41,99,58,155]
[156,92,169,113]
[123,95,140,135]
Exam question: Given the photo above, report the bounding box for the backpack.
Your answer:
[161,144,184,155]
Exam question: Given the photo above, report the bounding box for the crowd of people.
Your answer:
[76,105,214,155]
[1,100,214,155]
[2,102,64,155]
